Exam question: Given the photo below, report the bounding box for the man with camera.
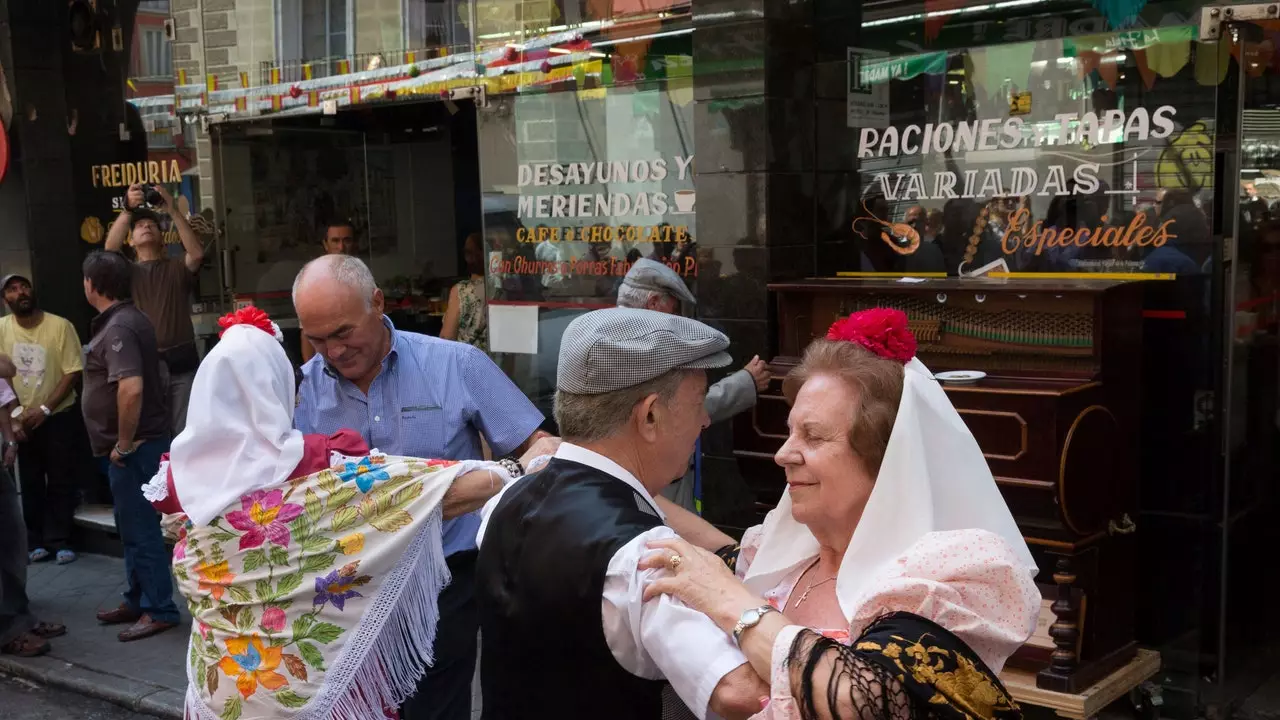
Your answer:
[105,183,205,434]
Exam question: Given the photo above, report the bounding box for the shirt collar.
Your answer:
[555,443,665,521]
[381,314,405,367]
[90,300,133,335]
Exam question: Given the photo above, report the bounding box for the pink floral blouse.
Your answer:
[735,528,1040,720]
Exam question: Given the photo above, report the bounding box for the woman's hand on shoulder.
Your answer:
[639,537,764,633]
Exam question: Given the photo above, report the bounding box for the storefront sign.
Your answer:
[858,105,1176,159]
[1000,208,1177,257]
[90,159,182,188]
[847,47,889,128]
[516,156,694,216]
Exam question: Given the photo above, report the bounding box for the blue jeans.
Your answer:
[107,438,179,624]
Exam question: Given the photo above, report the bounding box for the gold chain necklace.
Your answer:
[794,560,838,607]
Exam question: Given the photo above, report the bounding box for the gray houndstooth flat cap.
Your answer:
[620,258,697,309]
[557,308,732,394]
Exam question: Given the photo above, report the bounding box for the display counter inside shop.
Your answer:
[738,276,1146,694]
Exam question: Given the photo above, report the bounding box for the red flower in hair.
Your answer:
[218,306,284,342]
[826,308,917,364]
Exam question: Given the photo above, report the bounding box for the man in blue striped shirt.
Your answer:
[292,255,550,720]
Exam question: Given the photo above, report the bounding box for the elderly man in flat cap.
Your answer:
[617,258,771,510]
[475,308,767,720]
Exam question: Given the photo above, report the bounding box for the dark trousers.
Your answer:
[399,550,478,720]
[106,438,179,624]
[19,410,87,552]
[0,469,34,646]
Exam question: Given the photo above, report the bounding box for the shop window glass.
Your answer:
[477,28,694,426]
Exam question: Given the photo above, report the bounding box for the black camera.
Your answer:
[142,184,164,208]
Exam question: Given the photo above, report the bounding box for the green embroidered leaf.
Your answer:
[291,615,314,640]
[303,536,336,554]
[242,549,266,573]
[330,506,359,533]
[328,486,357,510]
[173,565,189,583]
[273,689,309,709]
[304,488,324,525]
[388,481,424,512]
[276,571,304,597]
[197,596,214,613]
[227,584,253,604]
[269,636,289,647]
[235,608,254,631]
[205,641,221,659]
[210,530,238,543]
[221,695,242,720]
[368,509,413,533]
[297,640,327,670]
[300,553,337,574]
[256,578,276,602]
[308,622,343,645]
[317,469,341,494]
[272,599,293,611]
[290,515,313,545]
[188,640,199,668]
[269,546,291,567]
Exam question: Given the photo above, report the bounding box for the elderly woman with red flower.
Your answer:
[144,307,555,720]
[642,309,1042,720]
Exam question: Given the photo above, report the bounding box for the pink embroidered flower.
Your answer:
[826,308,917,364]
[260,607,286,633]
[226,489,304,550]
[174,534,187,561]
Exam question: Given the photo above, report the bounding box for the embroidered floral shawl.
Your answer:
[175,453,481,720]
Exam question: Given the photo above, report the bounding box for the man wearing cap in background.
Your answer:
[475,307,767,720]
[616,258,771,510]
[0,273,88,565]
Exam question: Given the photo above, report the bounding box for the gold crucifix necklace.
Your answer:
[794,560,838,607]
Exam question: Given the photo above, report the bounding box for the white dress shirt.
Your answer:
[477,442,748,719]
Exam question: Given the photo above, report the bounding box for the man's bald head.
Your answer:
[293,255,388,388]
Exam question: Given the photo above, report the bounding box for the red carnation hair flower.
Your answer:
[218,305,284,343]
[826,308,917,364]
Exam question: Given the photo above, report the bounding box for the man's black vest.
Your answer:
[476,458,666,719]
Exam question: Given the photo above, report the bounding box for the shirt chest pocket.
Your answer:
[398,405,445,456]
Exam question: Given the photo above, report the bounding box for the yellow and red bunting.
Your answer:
[405,51,416,64]
[206,74,218,92]
[270,67,281,85]
[235,96,247,111]
[308,91,319,107]
[337,59,350,75]
[177,69,187,85]
[240,72,250,88]
[271,95,283,111]
[349,86,360,104]
[303,64,313,81]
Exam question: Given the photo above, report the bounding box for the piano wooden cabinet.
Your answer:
[738,277,1144,694]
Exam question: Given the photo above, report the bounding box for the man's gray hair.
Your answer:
[616,283,668,310]
[293,254,378,308]
[554,369,689,443]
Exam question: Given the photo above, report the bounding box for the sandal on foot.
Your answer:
[55,550,76,565]
[1,633,50,657]
[30,622,66,639]
[28,548,49,563]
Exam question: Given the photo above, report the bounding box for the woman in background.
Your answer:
[441,233,488,352]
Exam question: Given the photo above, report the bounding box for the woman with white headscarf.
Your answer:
[641,308,1040,720]
[143,307,553,720]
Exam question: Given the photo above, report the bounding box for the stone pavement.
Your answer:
[0,554,186,719]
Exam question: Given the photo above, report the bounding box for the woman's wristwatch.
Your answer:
[732,605,779,646]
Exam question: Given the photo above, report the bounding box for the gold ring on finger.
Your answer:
[669,554,683,571]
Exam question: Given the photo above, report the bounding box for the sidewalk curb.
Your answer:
[0,652,183,718]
